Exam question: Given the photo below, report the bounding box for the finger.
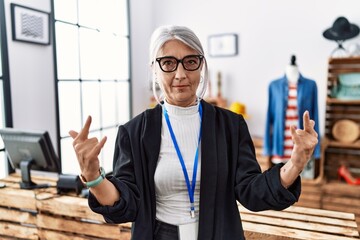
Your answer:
[306,119,317,135]
[89,136,107,157]
[99,136,107,149]
[309,120,318,138]
[290,125,298,141]
[77,116,92,141]
[69,130,79,139]
[309,120,316,132]
[302,110,312,132]
[310,120,315,128]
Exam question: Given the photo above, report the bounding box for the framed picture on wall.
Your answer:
[208,33,238,57]
[10,3,50,45]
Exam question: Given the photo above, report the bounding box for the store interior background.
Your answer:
[1,0,360,172]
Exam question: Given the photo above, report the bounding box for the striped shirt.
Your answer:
[271,83,298,163]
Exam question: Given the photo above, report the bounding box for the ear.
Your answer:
[151,61,158,75]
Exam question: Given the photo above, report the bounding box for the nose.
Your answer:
[175,62,186,80]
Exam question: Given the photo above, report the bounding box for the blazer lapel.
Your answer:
[198,101,218,239]
[142,104,162,221]
[143,104,162,177]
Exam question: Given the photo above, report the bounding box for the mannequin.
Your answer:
[270,55,300,164]
[285,55,300,84]
[264,54,321,168]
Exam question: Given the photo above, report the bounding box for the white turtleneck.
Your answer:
[154,100,201,225]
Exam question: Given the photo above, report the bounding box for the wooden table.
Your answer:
[1,174,359,239]
[239,204,359,240]
[0,174,131,240]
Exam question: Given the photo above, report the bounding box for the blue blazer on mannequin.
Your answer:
[264,74,321,159]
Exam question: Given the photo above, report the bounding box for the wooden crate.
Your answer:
[322,182,360,234]
[0,174,131,240]
[295,181,322,209]
[239,204,359,240]
[324,147,360,181]
[322,57,360,182]
[0,177,38,239]
[252,135,271,172]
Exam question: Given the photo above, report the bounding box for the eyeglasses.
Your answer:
[155,55,204,73]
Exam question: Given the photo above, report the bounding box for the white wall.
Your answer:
[150,0,360,137]
[2,0,155,154]
[3,0,360,156]
[4,0,57,151]
[129,0,154,117]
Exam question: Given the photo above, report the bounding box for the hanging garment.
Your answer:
[264,74,321,159]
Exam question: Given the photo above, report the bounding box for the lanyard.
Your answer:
[163,103,202,218]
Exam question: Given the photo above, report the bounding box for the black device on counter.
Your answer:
[0,128,60,189]
[56,174,84,195]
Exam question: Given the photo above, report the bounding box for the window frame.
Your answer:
[0,0,14,177]
[51,0,132,174]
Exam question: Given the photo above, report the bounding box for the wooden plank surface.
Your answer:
[240,206,356,227]
[0,173,57,187]
[241,213,358,236]
[322,183,360,198]
[38,230,96,240]
[243,221,358,240]
[0,207,37,225]
[36,214,130,239]
[0,174,132,239]
[323,195,360,208]
[38,229,131,240]
[239,204,359,239]
[297,183,322,208]
[284,205,356,220]
[0,187,37,210]
[0,222,38,240]
[36,194,132,229]
[36,194,105,222]
[328,56,360,65]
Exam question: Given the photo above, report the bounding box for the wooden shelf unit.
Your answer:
[323,57,360,182]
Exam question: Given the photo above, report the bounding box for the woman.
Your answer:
[69,25,318,240]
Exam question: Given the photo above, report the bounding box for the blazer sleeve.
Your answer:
[88,125,140,223]
[235,118,301,212]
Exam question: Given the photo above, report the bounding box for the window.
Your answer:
[0,1,13,179]
[0,45,6,179]
[53,0,131,174]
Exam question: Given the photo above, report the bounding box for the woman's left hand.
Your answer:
[290,111,318,171]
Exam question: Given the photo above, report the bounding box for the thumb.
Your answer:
[69,130,79,139]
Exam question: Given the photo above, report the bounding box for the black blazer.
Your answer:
[89,100,301,240]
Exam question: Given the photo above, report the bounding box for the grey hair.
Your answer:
[149,25,209,104]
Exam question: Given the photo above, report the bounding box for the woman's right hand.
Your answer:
[69,116,107,181]
[69,116,120,206]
